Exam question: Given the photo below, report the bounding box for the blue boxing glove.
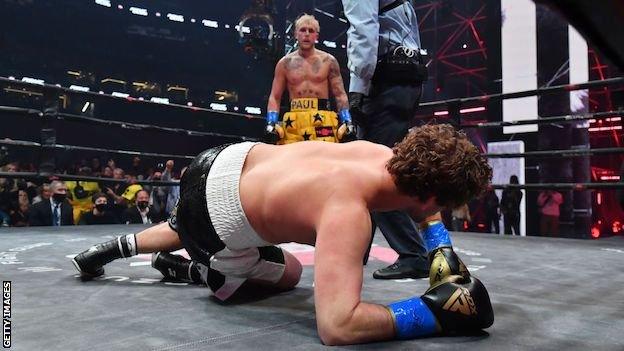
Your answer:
[388,275,494,339]
[264,110,284,144]
[336,109,356,142]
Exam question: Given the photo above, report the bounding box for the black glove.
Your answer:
[348,92,365,119]
[428,247,469,287]
[387,275,494,339]
[421,275,494,334]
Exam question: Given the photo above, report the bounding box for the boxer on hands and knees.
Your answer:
[72,124,493,344]
[265,14,355,144]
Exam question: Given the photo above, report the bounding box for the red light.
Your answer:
[463,221,468,230]
[613,221,622,234]
[597,192,602,205]
[591,226,601,238]
[477,223,485,228]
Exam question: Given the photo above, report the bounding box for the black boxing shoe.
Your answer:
[372,261,430,280]
[152,252,204,284]
[72,239,122,279]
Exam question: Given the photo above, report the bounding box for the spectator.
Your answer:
[501,175,522,235]
[451,203,471,232]
[79,192,118,225]
[128,156,146,179]
[29,180,74,226]
[102,166,113,178]
[91,157,102,177]
[165,164,186,217]
[484,185,500,234]
[147,170,168,223]
[103,168,141,221]
[106,158,116,171]
[537,190,564,236]
[122,190,156,224]
[9,190,30,226]
[32,183,52,204]
[66,166,101,223]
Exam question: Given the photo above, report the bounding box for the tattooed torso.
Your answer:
[282,50,336,99]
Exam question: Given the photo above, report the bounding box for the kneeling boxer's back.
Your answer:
[239,141,391,245]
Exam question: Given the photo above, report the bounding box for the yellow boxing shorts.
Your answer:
[278,98,339,144]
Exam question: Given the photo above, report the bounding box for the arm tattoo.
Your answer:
[328,57,348,110]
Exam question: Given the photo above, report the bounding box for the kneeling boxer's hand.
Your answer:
[428,246,469,287]
[388,275,494,339]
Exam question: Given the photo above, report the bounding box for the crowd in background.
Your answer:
[2,157,568,237]
[0,156,184,227]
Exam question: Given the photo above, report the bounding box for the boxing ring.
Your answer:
[2,225,623,350]
[1,72,624,349]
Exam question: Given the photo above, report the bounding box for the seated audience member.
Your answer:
[66,166,101,224]
[122,190,156,224]
[9,190,30,227]
[79,192,119,225]
[32,183,52,204]
[29,180,74,226]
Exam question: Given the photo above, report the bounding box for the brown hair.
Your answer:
[387,123,492,208]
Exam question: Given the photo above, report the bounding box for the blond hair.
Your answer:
[295,14,319,33]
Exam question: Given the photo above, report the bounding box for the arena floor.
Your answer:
[1,224,623,350]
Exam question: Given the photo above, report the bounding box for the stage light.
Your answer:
[150,97,170,104]
[81,102,90,113]
[69,85,90,92]
[597,192,602,205]
[210,103,227,111]
[167,13,184,22]
[323,40,337,48]
[95,0,111,7]
[202,20,218,28]
[166,85,189,104]
[591,226,601,238]
[21,77,44,85]
[112,92,130,98]
[235,25,251,34]
[612,221,622,234]
[245,106,261,115]
[101,78,128,94]
[130,7,148,16]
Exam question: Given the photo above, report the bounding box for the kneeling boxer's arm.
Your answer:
[314,205,395,345]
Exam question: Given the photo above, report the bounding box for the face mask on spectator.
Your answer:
[53,193,66,203]
[95,204,107,212]
[137,201,149,210]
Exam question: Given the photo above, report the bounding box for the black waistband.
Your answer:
[381,0,408,14]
